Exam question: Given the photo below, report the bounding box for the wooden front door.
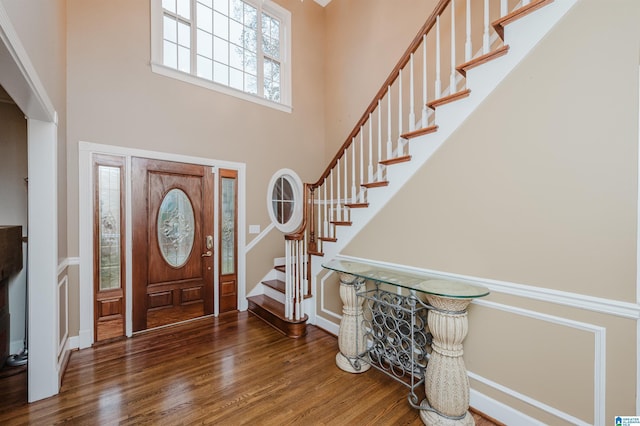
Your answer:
[132,158,214,332]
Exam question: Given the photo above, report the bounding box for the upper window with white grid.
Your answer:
[152,0,291,112]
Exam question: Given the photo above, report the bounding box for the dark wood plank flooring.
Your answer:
[0,312,499,425]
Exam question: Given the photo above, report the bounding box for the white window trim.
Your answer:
[150,0,292,113]
[267,168,304,234]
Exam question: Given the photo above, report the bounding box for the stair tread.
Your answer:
[330,221,352,226]
[274,265,286,273]
[319,236,338,242]
[457,45,510,77]
[379,155,412,166]
[427,89,471,110]
[400,125,438,140]
[492,0,553,40]
[344,202,369,208]
[361,181,389,188]
[247,295,308,323]
[262,279,285,293]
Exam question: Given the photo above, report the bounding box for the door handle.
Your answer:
[201,250,213,257]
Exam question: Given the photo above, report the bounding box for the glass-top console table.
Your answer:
[322,259,489,426]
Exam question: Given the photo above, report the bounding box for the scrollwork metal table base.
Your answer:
[324,260,489,426]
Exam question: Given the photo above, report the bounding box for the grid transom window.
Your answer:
[153,0,291,111]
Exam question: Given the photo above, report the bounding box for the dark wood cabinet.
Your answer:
[0,226,23,366]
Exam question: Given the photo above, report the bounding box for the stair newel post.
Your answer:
[482,0,490,54]
[422,34,428,128]
[409,53,415,132]
[368,114,373,183]
[465,0,472,61]
[450,0,457,93]
[435,15,442,98]
[308,185,317,254]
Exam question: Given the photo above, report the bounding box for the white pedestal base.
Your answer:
[335,271,370,374]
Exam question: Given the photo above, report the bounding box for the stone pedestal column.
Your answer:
[335,272,370,373]
[420,295,474,426]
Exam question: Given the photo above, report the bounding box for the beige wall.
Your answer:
[334,0,639,422]
[322,0,438,162]
[66,0,326,294]
[1,0,68,260]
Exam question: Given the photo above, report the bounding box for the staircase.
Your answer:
[248,0,578,335]
[247,263,308,338]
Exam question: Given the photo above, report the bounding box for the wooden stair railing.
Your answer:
[295,0,555,258]
[260,0,555,337]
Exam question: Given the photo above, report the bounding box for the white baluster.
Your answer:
[368,114,373,183]
[523,0,530,5]
[284,239,291,318]
[398,70,403,155]
[422,34,428,128]
[483,0,490,54]
[409,54,415,132]
[500,0,507,17]
[377,101,382,178]
[450,0,457,93]
[317,186,322,245]
[344,144,348,214]
[351,138,356,203]
[294,240,300,321]
[322,178,328,238]
[336,157,341,223]
[359,130,364,202]
[329,169,334,238]
[465,0,472,61]
[387,87,393,159]
[435,15,442,98]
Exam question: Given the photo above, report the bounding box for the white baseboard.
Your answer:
[77,329,92,349]
[315,315,339,336]
[67,335,80,350]
[470,388,546,426]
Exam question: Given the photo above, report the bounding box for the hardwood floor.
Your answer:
[0,312,500,425]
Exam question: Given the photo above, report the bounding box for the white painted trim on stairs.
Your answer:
[311,0,580,275]
[245,223,275,253]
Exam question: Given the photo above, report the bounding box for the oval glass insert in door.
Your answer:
[157,188,195,267]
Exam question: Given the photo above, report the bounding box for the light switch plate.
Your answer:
[249,225,261,234]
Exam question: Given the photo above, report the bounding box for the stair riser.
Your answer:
[247,301,307,338]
